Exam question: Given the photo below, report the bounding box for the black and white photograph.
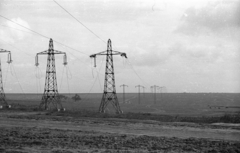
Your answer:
[0,0,240,152]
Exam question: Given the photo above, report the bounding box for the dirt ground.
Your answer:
[0,111,240,153]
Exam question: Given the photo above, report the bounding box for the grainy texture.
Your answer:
[0,127,240,153]
[0,110,240,153]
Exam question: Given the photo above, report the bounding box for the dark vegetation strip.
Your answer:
[3,103,240,124]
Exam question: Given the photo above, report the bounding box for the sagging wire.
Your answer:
[59,65,66,91]
[65,65,72,80]
[9,63,25,94]
[35,67,42,95]
[35,66,43,79]
[125,58,149,87]
[59,65,71,95]
[65,65,71,95]
[81,57,104,102]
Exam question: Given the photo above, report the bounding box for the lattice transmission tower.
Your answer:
[151,85,159,104]
[0,49,12,109]
[35,38,67,111]
[135,85,144,104]
[120,84,128,104]
[90,39,127,114]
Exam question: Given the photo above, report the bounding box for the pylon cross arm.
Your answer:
[0,49,11,53]
[37,50,66,55]
[111,51,127,58]
[90,50,127,57]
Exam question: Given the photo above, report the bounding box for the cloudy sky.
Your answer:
[0,0,239,93]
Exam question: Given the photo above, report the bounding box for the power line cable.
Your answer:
[0,38,33,57]
[81,58,104,102]
[0,15,49,39]
[0,24,36,35]
[10,64,25,94]
[126,59,148,86]
[52,0,106,44]
[0,14,88,56]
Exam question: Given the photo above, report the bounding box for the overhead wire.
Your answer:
[0,38,33,58]
[125,58,149,86]
[1,3,147,95]
[0,24,37,36]
[53,0,106,44]
[9,63,25,94]
[3,63,10,87]
[0,14,88,56]
[59,65,65,91]
[82,58,104,102]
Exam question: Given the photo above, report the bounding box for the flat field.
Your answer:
[0,93,240,152]
[6,93,240,115]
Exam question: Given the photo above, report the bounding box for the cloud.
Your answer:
[0,18,31,44]
[175,0,240,36]
[169,42,224,64]
[7,18,31,40]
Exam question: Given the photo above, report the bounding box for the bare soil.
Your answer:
[0,111,240,153]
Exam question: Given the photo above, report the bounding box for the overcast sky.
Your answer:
[0,0,239,93]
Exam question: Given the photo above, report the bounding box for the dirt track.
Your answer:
[0,112,240,152]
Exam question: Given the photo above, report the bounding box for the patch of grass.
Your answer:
[46,109,240,123]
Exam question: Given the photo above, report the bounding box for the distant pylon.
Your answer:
[35,38,67,111]
[151,85,159,104]
[158,86,165,100]
[90,39,127,113]
[142,86,146,97]
[135,85,144,104]
[120,84,128,104]
[0,49,12,109]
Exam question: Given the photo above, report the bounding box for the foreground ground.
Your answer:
[0,110,240,153]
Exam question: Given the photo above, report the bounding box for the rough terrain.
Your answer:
[0,111,240,153]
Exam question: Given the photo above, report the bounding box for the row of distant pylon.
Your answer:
[120,84,167,104]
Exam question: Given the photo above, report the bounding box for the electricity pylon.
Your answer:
[90,39,127,114]
[158,86,165,99]
[35,38,67,111]
[135,85,144,104]
[151,85,159,104]
[0,49,12,109]
[142,86,146,97]
[120,84,128,104]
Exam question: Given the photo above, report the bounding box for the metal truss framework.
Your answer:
[35,38,67,110]
[0,49,12,109]
[135,85,144,104]
[90,39,127,113]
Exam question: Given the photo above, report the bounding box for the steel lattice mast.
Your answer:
[90,39,127,114]
[135,85,144,104]
[0,49,12,109]
[35,38,67,111]
[120,84,128,104]
[151,85,159,104]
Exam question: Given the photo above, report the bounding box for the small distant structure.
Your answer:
[72,94,81,102]
[135,85,144,104]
